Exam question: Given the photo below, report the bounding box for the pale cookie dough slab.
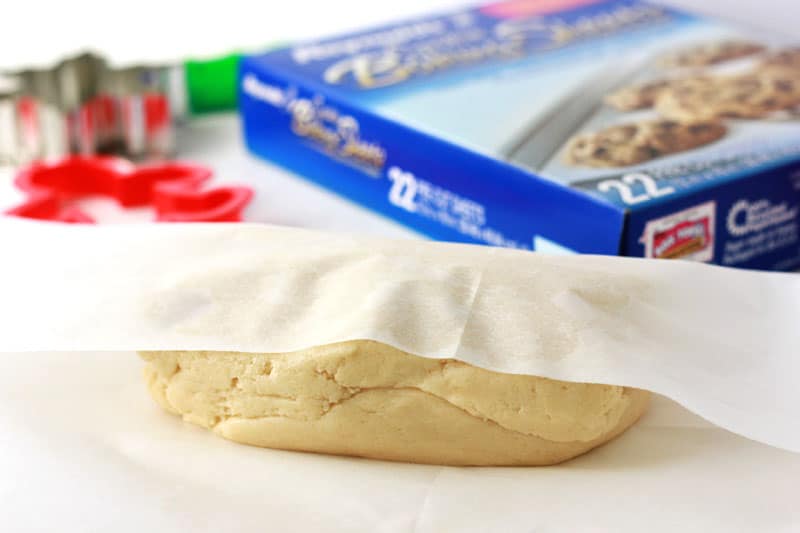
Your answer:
[140,342,650,465]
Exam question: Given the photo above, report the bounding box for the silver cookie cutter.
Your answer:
[1,52,187,167]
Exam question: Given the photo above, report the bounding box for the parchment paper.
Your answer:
[1,350,798,532]
[0,217,798,454]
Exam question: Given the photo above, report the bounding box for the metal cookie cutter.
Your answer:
[1,53,185,167]
[4,156,253,223]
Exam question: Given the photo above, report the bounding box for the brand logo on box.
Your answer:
[318,2,667,89]
[641,202,716,262]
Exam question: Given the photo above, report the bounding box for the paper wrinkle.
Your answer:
[0,217,798,453]
[411,466,447,533]
[450,257,488,366]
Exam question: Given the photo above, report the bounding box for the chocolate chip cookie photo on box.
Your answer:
[604,79,675,111]
[760,46,800,72]
[604,76,709,112]
[655,71,800,121]
[563,119,727,168]
[658,40,766,68]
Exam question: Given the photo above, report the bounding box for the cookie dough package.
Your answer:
[0,218,798,457]
[240,0,800,271]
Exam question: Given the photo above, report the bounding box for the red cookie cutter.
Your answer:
[4,156,253,223]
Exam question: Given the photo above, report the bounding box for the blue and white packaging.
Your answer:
[239,0,800,270]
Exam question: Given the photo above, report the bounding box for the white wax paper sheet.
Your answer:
[0,218,798,454]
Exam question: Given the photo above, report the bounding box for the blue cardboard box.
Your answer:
[239,0,800,270]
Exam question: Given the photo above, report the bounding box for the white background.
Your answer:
[2,0,799,69]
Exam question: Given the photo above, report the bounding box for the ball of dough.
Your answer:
[140,340,649,466]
